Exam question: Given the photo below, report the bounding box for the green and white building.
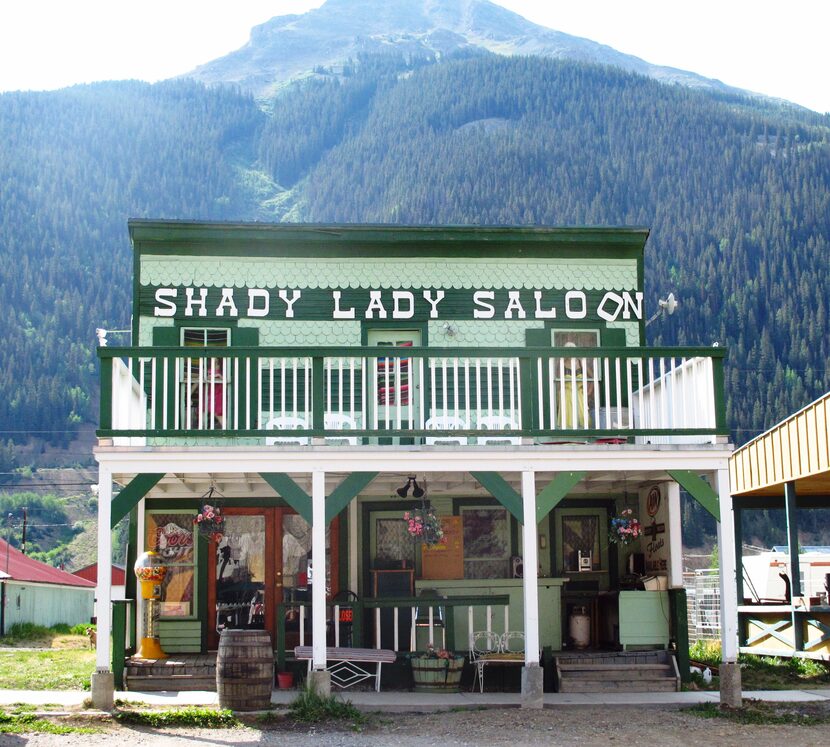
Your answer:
[92,221,737,704]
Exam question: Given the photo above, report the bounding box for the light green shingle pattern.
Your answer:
[140,256,636,290]
[428,320,544,347]
[241,319,361,346]
[607,321,641,346]
[138,317,173,346]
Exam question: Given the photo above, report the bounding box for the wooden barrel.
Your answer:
[216,629,274,711]
[411,656,465,692]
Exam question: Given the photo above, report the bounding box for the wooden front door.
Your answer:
[207,507,339,650]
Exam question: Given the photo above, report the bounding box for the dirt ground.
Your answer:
[3,702,830,747]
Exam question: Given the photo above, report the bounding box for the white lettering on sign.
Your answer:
[392,290,415,319]
[278,289,302,318]
[534,290,556,319]
[332,290,356,319]
[564,290,587,319]
[154,288,178,317]
[422,290,445,318]
[215,288,239,317]
[473,290,496,319]
[365,290,387,319]
[504,290,527,319]
[247,288,270,317]
[184,287,208,317]
[149,286,644,322]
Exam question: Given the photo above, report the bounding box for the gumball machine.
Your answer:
[134,550,168,659]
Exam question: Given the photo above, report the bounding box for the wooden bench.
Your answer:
[293,646,397,692]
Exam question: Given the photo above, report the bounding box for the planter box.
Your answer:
[411,656,465,692]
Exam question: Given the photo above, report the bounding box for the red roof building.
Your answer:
[72,562,126,587]
[0,538,94,588]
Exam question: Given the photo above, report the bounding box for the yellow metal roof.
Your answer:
[730,391,830,497]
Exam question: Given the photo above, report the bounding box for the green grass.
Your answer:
[689,701,830,726]
[114,706,240,728]
[0,708,99,735]
[288,685,366,727]
[0,648,94,690]
[688,640,830,690]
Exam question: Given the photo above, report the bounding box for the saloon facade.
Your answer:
[92,222,735,705]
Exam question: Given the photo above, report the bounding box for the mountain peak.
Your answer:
[184,0,735,99]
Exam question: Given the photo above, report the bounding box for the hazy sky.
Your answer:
[0,1,827,113]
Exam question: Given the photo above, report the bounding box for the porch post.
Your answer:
[91,464,115,709]
[309,469,331,694]
[666,482,683,589]
[520,470,543,708]
[715,469,741,707]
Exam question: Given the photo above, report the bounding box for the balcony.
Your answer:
[98,345,726,446]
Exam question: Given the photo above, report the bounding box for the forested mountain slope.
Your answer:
[0,81,269,447]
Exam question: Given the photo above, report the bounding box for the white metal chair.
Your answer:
[477,414,521,445]
[469,630,526,693]
[324,413,359,445]
[424,415,468,445]
[264,415,310,445]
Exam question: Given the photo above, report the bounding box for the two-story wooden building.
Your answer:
[91,221,734,706]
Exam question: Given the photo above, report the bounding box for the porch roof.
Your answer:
[95,442,733,502]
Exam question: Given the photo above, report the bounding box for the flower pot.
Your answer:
[410,656,465,692]
[276,671,294,689]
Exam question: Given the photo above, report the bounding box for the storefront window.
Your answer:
[461,507,509,579]
[146,511,196,618]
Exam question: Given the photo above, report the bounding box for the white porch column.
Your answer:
[715,469,738,661]
[95,465,113,671]
[715,468,742,707]
[311,469,327,670]
[521,470,540,661]
[520,470,543,708]
[91,464,115,710]
[667,482,683,589]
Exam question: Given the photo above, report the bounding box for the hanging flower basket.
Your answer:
[194,502,224,542]
[609,508,641,545]
[404,505,444,546]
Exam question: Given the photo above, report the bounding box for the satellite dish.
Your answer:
[659,292,678,316]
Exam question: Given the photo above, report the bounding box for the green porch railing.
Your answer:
[97,345,727,444]
[275,594,511,670]
[111,599,134,689]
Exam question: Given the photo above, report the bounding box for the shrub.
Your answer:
[288,685,365,725]
[5,623,51,640]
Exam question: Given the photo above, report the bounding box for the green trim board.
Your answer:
[260,473,312,523]
[111,474,165,528]
[469,472,523,523]
[326,472,378,524]
[668,470,719,521]
[536,472,586,524]
[130,221,650,258]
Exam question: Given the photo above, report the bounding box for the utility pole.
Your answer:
[21,507,27,555]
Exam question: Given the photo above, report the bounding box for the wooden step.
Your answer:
[557,663,673,673]
[559,677,678,693]
[125,674,218,692]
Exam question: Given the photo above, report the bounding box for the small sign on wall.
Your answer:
[641,486,668,574]
[421,516,464,580]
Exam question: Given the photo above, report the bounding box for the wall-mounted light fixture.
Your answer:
[396,476,425,498]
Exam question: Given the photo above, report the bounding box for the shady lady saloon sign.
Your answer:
[147,286,643,323]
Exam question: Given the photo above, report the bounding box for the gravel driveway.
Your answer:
[3,703,829,747]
